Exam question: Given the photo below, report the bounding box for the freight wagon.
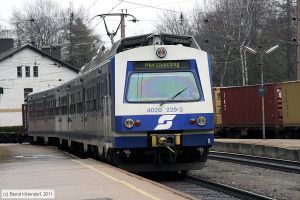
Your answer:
[212,87,222,133]
[281,81,300,138]
[214,81,300,138]
[215,84,283,138]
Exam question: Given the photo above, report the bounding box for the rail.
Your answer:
[184,175,276,200]
[209,151,300,174]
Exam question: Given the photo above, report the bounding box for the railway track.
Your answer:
[145,172,276,200]
[182,175,276,200]
[209,151,300,174]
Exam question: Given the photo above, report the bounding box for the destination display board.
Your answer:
[133,60,190,71]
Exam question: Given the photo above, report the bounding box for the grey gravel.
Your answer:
[190,159,300,200]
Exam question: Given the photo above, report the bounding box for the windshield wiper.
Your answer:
[160,87,188,106]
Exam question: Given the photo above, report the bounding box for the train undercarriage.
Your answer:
[28,135,210,172]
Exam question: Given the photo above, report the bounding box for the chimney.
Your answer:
[0,38,14,54]
[41,45,61,60]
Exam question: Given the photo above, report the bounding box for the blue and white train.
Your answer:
[24,33,214,172]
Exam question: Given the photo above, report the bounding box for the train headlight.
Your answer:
[124,119,134,128]
[156,47,167,58]
[197,116,206,126]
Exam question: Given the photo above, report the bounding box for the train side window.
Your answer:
[55,98,59,115]
[93,85,96,112]
[28,103,33,119]
[76,90,82,113]
[104,80,107,96]
[69,92,76,114]
[49,99,52,117]
[65,95,69,115]
[85,86,91,113]
[100,80,105,114]
[45,100,49,117]
[59,97,62,114]
[97,82,100,112]
[60,95,68,115]
[86,87,89,112]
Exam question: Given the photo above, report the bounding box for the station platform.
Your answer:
[0,144,195,200]
[212,139,300,161]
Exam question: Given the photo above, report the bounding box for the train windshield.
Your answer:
[126,72,201,103]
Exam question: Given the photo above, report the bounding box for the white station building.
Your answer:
[0,39,79,127]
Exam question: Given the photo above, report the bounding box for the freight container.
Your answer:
[281,81,300,127]
[220,84,283,131]
[213,87,222,128]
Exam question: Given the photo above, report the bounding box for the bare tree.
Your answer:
[154,0,297,86]
[155,12,193,35]
[10,0,102,69]
[11,0,65,48]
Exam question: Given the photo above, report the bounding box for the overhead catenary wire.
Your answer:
[120,0,182,14]
[121,0,192,10]
[86,0,99,12]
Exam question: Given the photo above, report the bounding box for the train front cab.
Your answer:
[111,45,214,171]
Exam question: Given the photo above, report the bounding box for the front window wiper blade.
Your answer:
[160,87,188,106]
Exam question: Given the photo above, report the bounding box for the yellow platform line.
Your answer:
[72,159,160,200]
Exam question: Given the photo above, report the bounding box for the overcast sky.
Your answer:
[0,0,200,44]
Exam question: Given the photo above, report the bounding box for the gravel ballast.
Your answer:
[191,159,300,200]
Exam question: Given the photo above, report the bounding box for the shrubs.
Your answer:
[0,126,22,143]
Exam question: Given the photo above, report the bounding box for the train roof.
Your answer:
[81,33,200,73]
[27,33,201,99]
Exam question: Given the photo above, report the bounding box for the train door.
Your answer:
[55,97,60,133]
[98,74,109,142]
[103,74,111,141]
[60,94,69,133]
[68,92,74,133]
[58,96,63,133]
[104,96,109,139]
[82,86,87,133]
[97,81,102,145]
[73,88,84,134]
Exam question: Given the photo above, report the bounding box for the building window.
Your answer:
[17,66,22,77]
[25,66,30,77]
[24,88,33,99]
[33,66,38,77]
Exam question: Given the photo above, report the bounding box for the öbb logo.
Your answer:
[154,115,176,130]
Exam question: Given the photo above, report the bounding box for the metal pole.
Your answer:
[121,10,125,38]
[260,53,266,139]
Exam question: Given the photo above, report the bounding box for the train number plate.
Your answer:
[146,107,183,113]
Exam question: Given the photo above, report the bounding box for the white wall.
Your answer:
[0,48,78,127]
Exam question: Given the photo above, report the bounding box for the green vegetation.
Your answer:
[0,126,22,143]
